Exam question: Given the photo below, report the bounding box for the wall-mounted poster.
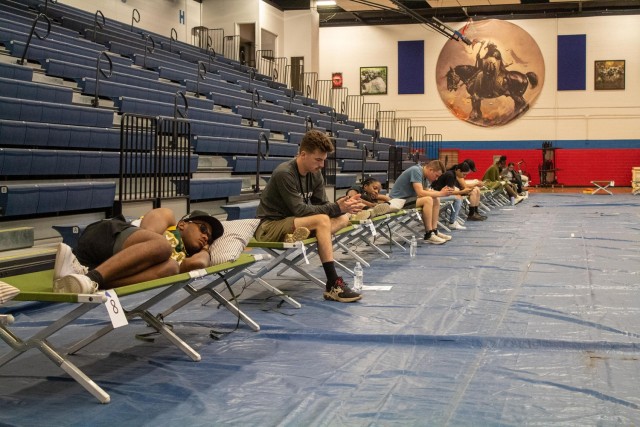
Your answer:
[595,60,625,90]
[436,19,545,127]
[360,66,387,95]
[332,72,343,88]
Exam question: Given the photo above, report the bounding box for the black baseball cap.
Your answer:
[182,210,224,243]
[463,159,476,172]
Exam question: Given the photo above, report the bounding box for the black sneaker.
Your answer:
[323,277,362,303]
[468,213,487,221]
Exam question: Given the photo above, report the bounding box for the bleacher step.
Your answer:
[0,226,34,251]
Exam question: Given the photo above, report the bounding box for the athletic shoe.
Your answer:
[283,227,311,243]
[448,222,466,230]
[53,274,99,294]
[323,277,362,303]
[514,195,525,204]
[467,213,487,221]
[53,243,88,281]
[436,231,452,241]
[424,233,446,245]
[368,203,392,218]
[352,210,371,221]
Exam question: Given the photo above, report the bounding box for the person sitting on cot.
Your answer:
[52,208,224,294]
[254,129,364,303]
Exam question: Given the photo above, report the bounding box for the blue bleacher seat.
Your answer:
[37,183,68,214]
[231,156,289,173]
[174,178,243,201]
[335,173,358,189]
[233,105,306,125]
[0,96,114,127]
[259,118,310,138]
[0,61,33,81]
[221,199,260,220]
[0,76,73,104]
[341,159,388,173]
[65,182,93,211]
[7,40,132,69]
[0,148,30,175]
[0,184,39,216]
[90,182,117,209]
[192,135,298,157]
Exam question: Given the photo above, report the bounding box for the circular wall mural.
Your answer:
[436,19,545,127]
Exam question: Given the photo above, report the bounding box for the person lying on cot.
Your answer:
[344,177,398,221]
[254,129,364,303]
[52,208,224,294]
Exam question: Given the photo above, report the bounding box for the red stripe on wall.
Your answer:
[456,149,640,187]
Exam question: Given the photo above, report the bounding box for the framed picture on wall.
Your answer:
[594,60,625,90]
[360,66,388,95]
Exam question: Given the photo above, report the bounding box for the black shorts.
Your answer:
[73,215,138,270]
[402,197,418,208]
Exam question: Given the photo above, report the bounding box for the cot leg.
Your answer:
[199,287,262,330]
[336,241,370,268]
[138,310,201,361]
[252,277,302,309]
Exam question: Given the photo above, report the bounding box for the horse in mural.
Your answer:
[446,64,539,121]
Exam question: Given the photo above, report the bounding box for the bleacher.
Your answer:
[0,0,404,248]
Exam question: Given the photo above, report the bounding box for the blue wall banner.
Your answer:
[398,40,424,94]
[558,34,586,90]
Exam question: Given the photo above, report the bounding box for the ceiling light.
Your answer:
[317,0,337,6]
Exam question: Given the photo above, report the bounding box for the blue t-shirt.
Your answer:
[390,165,429,199]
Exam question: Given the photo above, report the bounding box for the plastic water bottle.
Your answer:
[353,262,363,291]
[409,235,417,258]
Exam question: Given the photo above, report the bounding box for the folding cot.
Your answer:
[0,253,262,404]
[209,210,419,313]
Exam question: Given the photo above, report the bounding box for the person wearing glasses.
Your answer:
[52,208,224,293]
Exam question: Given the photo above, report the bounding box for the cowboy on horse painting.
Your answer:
[436,20,545,127]
[446,40,538,122]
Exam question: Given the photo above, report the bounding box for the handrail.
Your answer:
[306,84,312,98]
[41,0,57,15]
[361,145,370,182]
[248,68,256,93]
[18,13,51,65]
[273,68,278,81]
[329,107,336,137]
[373,118,380,155]
[142,34,155,68]
[131,9,140,32]
[240,49,246,66]
[92,51,113,108]
[254,132,270,193]
[169,27,178,53]
[249,89,260,127]
[91,10,105,43]
[207,47,216,68]
[288,85,296,114]
[206,35,212,51]
[174,91,188,119]
[195,61,207,98]
[305,116,313,131]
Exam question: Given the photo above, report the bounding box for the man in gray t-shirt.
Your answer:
[390,160,454,244]
[255,129,364,303]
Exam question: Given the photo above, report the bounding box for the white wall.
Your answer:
[319,15,640,142]
[59,0,201,44]
[201,0,257,36]
[283,9,319,72]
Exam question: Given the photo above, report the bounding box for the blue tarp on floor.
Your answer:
[1,193,639,426]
